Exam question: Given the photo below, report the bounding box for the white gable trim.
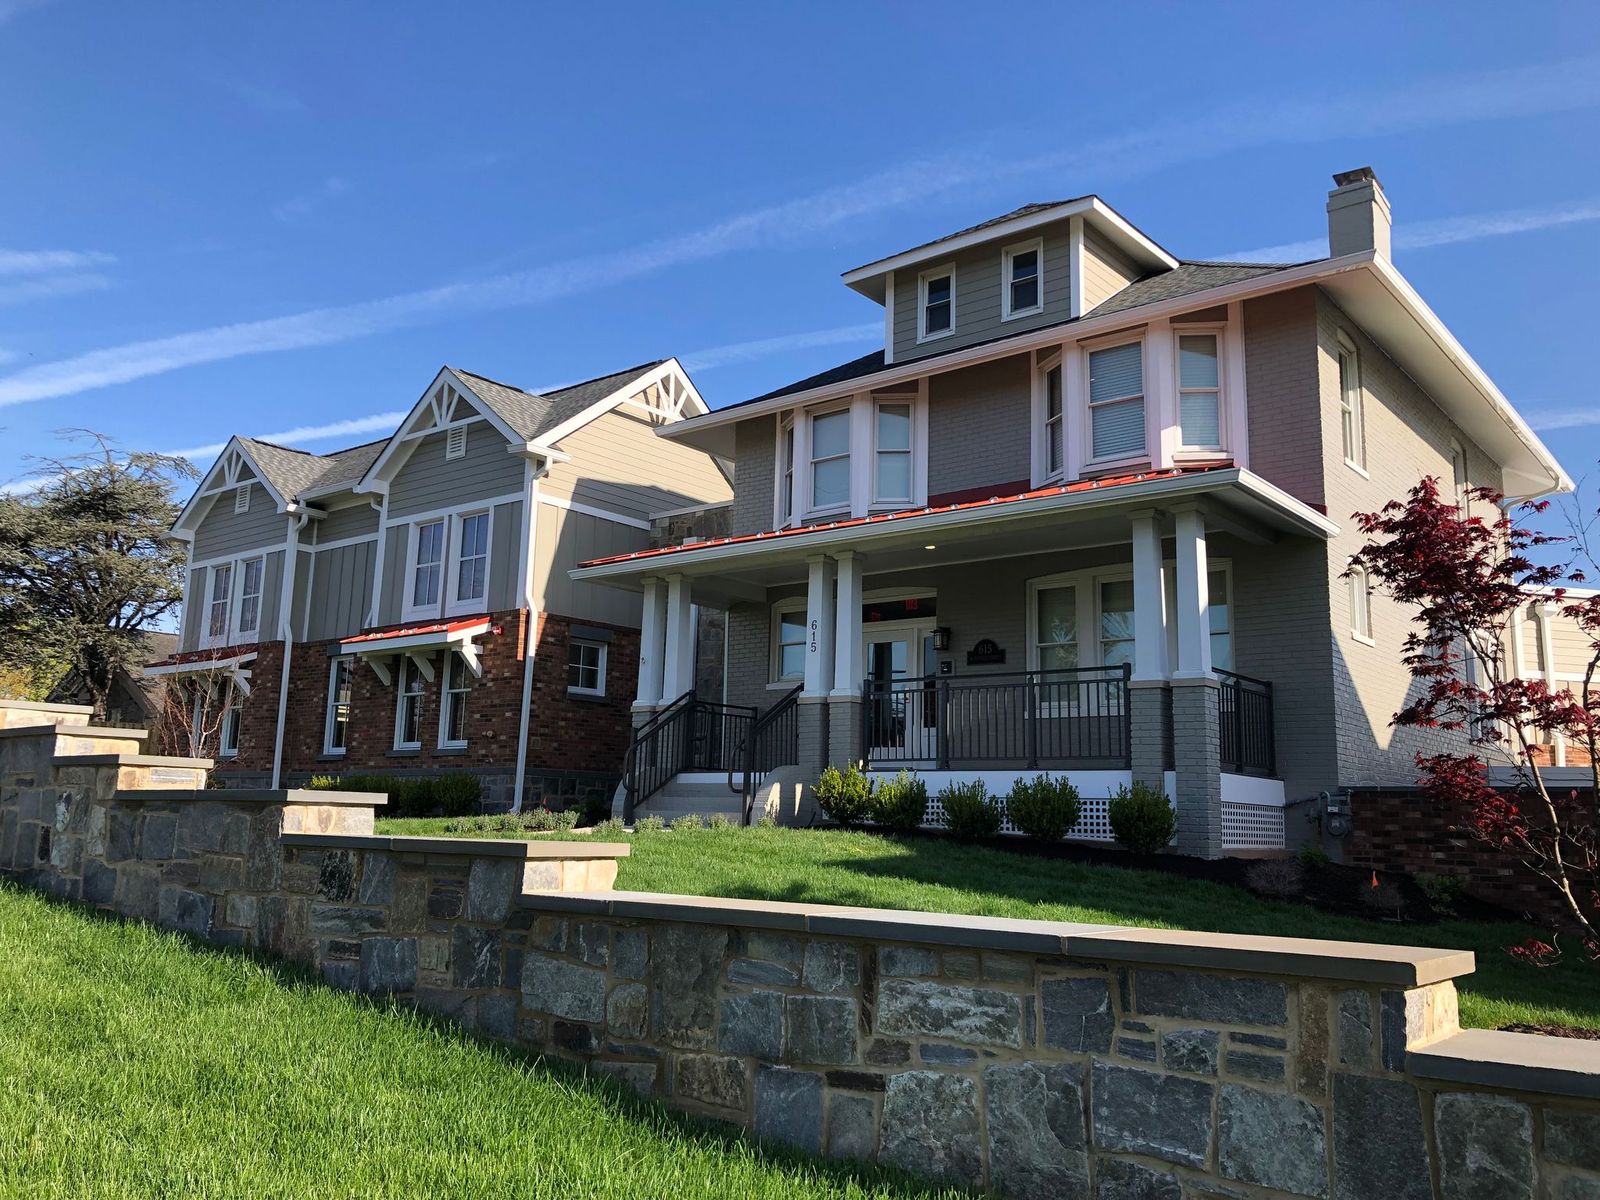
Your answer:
[172,438,292,540]
[540,358,709,447]
[354,367,525,493]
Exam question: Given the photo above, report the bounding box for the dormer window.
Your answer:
[918,267,954,342]
[1002,240,1043,320]
[1087,341,1146,463]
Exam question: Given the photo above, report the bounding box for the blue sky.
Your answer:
[1,1,1598,539]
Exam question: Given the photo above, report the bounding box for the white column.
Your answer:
[1173,506,1212,678]
[1147,318,1178,469]
[804,555,836,697]
[1130,510,1167,681]
[832,550,864,696]
[662,574,695,701]
[1534,603,1566,766]
[636,576,667,707]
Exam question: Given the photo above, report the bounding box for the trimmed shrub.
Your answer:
[552,809,580,832]
[705,812,734,831]
[815,764,873,828]
[307,772,481,819]
[1107,783,1176,853]
[591,817,627,838]
[432,773,481,818]
[869,770,928,833]
[670,814,702,832]
[634,815,666,833]
[1004,774,1082,842]
[937,781,1002,840]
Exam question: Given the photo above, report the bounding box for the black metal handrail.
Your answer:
[1217,669,1275,777]
[861,664,1132,770]
[729,684,803,824]
[620,692,758,823]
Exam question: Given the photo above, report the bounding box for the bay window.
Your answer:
[1177,333,1222,450]
[873,401,913,505]
[1088,341,1146,463]
[809,408,851,512]
[1003,240,1042,319]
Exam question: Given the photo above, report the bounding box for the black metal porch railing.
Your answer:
[861,665,1132,770]
[729,684,802,824]
[1217,669,1276,777]
[620,692,756,822]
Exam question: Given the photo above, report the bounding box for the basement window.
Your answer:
[567,639,607,697]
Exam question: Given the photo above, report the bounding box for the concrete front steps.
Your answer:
[635,773,745,822]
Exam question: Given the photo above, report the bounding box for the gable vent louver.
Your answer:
[446,425,467,460]
[234,485,250,513]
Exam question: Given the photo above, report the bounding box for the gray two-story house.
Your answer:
[574,169,1571,856]
[147,359,732,811]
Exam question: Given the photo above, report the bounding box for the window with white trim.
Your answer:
[873,401,913,505]
[779,417,796,523]
[1099,578,1135,669]
[409,520,445,611]
[808,408,851,512]
[439,651,471,746]
[1044,363,1064,477]
[773,603,808,681]
[1087,341,1146,462]
[1338,335,1365,471]
[1176,333,1223,450]
[395,657,426,749]
[1349,565,1374,643]
[196,680,242,758]
[567,639,607,697]
[236,557,264,636]
[1002,240,1042,319]
[206,564,233,642]
[1031,563,1235,674]
[1450,438,1469,514]
[1034,584,1079,671]
[1207,569,1233,671]
[453,512,490,607]
[918,268,953,341]
[324,656,353,754]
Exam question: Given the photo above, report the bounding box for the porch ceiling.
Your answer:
[571,467,1337,607]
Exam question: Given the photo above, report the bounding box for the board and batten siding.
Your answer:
[542,406,732,525]
[374,498,524,627]
[305,540,377,643]
[890,220,1073,364]
[1079,226,1143,314]
[314,501,379,544]
[191,483,288,561]
[533,503,647,628]
[386,425,524,521]
[179,568,204,652]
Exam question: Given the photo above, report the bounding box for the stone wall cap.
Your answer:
[1065,927,1475,987]
[0,698,93,716]
[0,723,149,741]
[280,832,629,859]
[1408,1029,1600,1100]
[113,788,387,807]
[56,753,212,769]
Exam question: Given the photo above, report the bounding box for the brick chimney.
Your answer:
[1326,167,1392,259]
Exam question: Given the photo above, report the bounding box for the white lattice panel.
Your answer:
[921,794,1115,842]
[1221,801,1285,849]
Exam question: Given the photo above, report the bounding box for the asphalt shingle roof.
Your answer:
[236,438,339,502]
[453,361,664,443]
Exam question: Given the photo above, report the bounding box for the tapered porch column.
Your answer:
[830,550,865,767]
[662,574,695,701]
[635,576,667,712]
[1170,504,1222,858]
[1128,510,1171,793]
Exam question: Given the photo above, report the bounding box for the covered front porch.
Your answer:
[572,467,1336,855]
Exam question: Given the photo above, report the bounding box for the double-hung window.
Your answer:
[1338,335,1366,471]
[1450,439,1470,514]
[779,417,796,523]
[1098,579,1136,669]
[1034,585,1079,672]
[236,557,264,636]
[918,268,953,341]
[439,651,470,747]
[873,402,913,506]
[1348,565,1374,644]
[453,512,490,608]
[324,656,353,754]
[1002,240,1042,319]
[1087,341,1146,463]
[196,680,241,758]
[567,639,606,697]
[395,657,425,749]
[206,564,233,643]
[410,520,445,611]
[774,604,808,681]
[809,408,851,513]
[1044,363,1064,477]
[1177,334,1223,451]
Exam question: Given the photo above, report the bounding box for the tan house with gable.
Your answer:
[573,168,1572,856]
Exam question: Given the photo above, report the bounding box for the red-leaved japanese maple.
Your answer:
[1350,477,1598,953]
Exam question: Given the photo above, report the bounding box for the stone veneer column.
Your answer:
[1171,675,1222,858]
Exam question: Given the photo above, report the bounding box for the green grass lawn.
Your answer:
[380,819,1600,1034]
[0,883,966,1200]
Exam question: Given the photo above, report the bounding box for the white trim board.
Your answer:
[538,493,651,531]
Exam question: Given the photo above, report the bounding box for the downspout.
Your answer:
[510,455,544,812]
[271,510,312,789]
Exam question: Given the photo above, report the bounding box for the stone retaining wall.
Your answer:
[1,697,1596,1199]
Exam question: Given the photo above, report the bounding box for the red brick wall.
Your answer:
[1347,787,1597,926]
[525,612,638,775]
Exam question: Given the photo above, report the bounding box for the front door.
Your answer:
[864,624,937,762]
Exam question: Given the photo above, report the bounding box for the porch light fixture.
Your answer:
[932,627,952,651]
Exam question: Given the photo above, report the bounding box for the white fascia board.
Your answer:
[539,359,709,449]
[664,253,1377,449]
[570,468,1336,584]
[143,650,259,678]
[172,437,290,535]
[841,196,1178,301]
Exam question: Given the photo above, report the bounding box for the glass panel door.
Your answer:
[865,625,935,761]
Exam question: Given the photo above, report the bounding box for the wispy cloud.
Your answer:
[164,411,410,463]
[4,54,1598,410]
[1525,408,1600,433]
[272,176,351,223]
[0,248,114,276]
[0,273,113,307]
[1218,196,1600,262]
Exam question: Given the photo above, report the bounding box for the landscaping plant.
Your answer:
[869,770,928,833]
[1351,475,1600,955]
[1004,774,1082,842]
[1107,782,1176,853]
[815,763,873,828]
[937,780,1002,840]
[669,814,702,832]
